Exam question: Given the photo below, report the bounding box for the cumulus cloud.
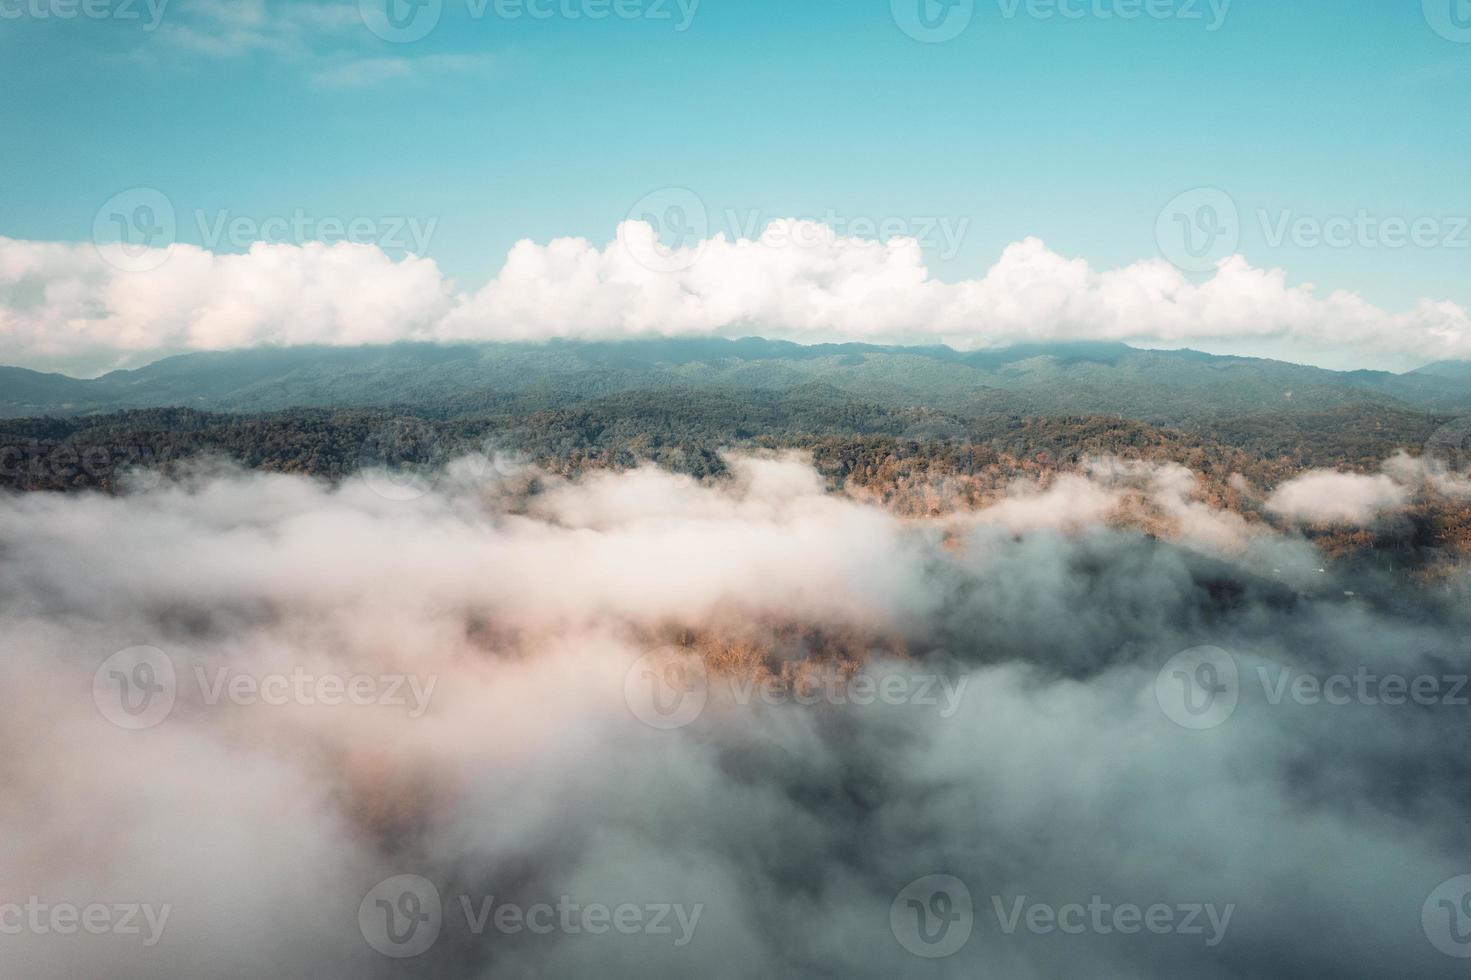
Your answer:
[0,239,452,374]
[445,227,1471,363]
[3,224,1471,374]
[3,453,1471,978]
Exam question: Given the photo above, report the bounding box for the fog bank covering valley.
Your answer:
[3,451,1470,977]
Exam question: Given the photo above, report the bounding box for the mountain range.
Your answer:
[2,339,1469,425]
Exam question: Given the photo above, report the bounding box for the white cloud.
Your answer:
[154,0,361,58]
[127,0,494,90]
[3,223,1470,374]
[1263,451,1471,527]
[1382,451,1471,501]
[308,53,501,89]
[439,225,1471,365]
[1265,470,1410,526]
[3,452,1469,977]
[0,239,451,375]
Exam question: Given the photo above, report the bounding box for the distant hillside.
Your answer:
[0,367,114,413]
[1,338,1467,425]
[1410,360,1471,383]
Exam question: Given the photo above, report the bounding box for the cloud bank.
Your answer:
[1265,470,1412,526]
[1263,453,1471,526]
[3,223,1470,375]
[4,454,1471,978]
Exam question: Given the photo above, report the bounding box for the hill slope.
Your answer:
[1,339,1467,424]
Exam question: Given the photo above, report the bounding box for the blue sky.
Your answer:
[1,0,1469,371]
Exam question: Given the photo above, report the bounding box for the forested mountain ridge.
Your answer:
[3,348,1468,569]
[4,339,1468,423]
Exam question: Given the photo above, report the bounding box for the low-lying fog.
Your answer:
[3,453,1469,978]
